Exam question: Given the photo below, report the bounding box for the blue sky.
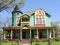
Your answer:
[0,0,60,23]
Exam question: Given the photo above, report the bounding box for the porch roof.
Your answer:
[3,26,21,30]
[3,26,54,30]
[31,27,53,30]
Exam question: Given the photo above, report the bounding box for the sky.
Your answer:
[0,0,60,23]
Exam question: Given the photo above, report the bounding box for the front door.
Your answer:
[39,32,43,38]
[22,32,26,39]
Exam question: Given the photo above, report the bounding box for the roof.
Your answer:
[25,8,51,17]
[12,5,23,14]
[3,26,53,30]
[22,14,30,17]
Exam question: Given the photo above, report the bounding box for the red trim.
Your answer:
[35,24,45,27]
[8,40,16,42]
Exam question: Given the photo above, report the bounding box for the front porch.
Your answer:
[3,26,54,42]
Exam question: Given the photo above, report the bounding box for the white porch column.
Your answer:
[11,30,13,40]
[50,30,51,38]
[47,28,52,38]
[37,29,39,39]
[20,28,22,40]
[30,28,31,40]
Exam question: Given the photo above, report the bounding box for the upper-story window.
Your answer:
[22,17,29,22]
[16,16,21,26]
[22,15,30,22]
[35,15,45,24]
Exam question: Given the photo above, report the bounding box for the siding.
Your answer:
[45,15,51,27]
[14,13,17,26]
[30,15,35,27]
[13,13,22,26]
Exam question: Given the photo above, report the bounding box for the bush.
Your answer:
[55,37,60,41]
[36,39,40,42]
[32,38,40,42]
[32,38,35,42]
[43,38,48,42]
[35,42,40,45]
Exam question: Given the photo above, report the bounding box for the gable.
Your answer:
[34,9,45,27]
[35,8,45,16]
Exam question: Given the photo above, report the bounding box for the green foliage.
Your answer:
[32,38,40,42]
[0,0,25,11]
[43,38,48,42]
[55,37,60,41]
[35,42,40,45]
[0,31,3,35]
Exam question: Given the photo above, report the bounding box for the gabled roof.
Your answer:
[25,8,51,17]
[35,8,51,17]
[22,14,30,17]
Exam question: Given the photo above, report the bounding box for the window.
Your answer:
[35,15,45,24]
[36,18,39,24]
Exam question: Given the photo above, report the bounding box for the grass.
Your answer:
[0,41,60,45]
[0,42,22,45]
[32,41,60,45]
[51,41,60,45]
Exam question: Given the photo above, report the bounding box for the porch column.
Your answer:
[20,28,22,40]
[30,28,31,40]
[11,29,13,40]
[37,28,38,39]
[53,28,55,38]
[47,28,48,39]
[47,28,52,38]
[50,30,51,38]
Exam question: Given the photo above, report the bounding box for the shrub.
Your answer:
[43,38,48,42]
[55,37,60,41]
[36,39,40,42]
[32,38,40,42]
[35,42,40,45]
[32,38,36,42]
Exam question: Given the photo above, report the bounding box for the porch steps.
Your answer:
[22,39,30,43]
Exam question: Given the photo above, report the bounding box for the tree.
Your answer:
[51,22,60,38]
[0,0,25,12]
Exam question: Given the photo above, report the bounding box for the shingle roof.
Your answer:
[12,5,23,14]
[25,8,51,17]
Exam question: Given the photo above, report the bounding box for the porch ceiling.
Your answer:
[3,26,54,30]
[3,26,21,30]
[31,27,54,30]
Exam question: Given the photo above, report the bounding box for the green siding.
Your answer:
[30,15,35,27]
[13,13,23,26]
[48,29,51,38]
[45,15,51,27]
[14,13,17,26]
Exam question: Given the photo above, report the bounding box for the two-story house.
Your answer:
[3,5,54,42]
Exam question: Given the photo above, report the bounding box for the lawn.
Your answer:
[0,42,22,45]
[0,41,60,45]
[32,41,60,45]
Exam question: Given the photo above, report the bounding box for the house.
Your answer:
[3,5,55,42]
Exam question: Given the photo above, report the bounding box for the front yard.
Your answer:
[0,41,60,45]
